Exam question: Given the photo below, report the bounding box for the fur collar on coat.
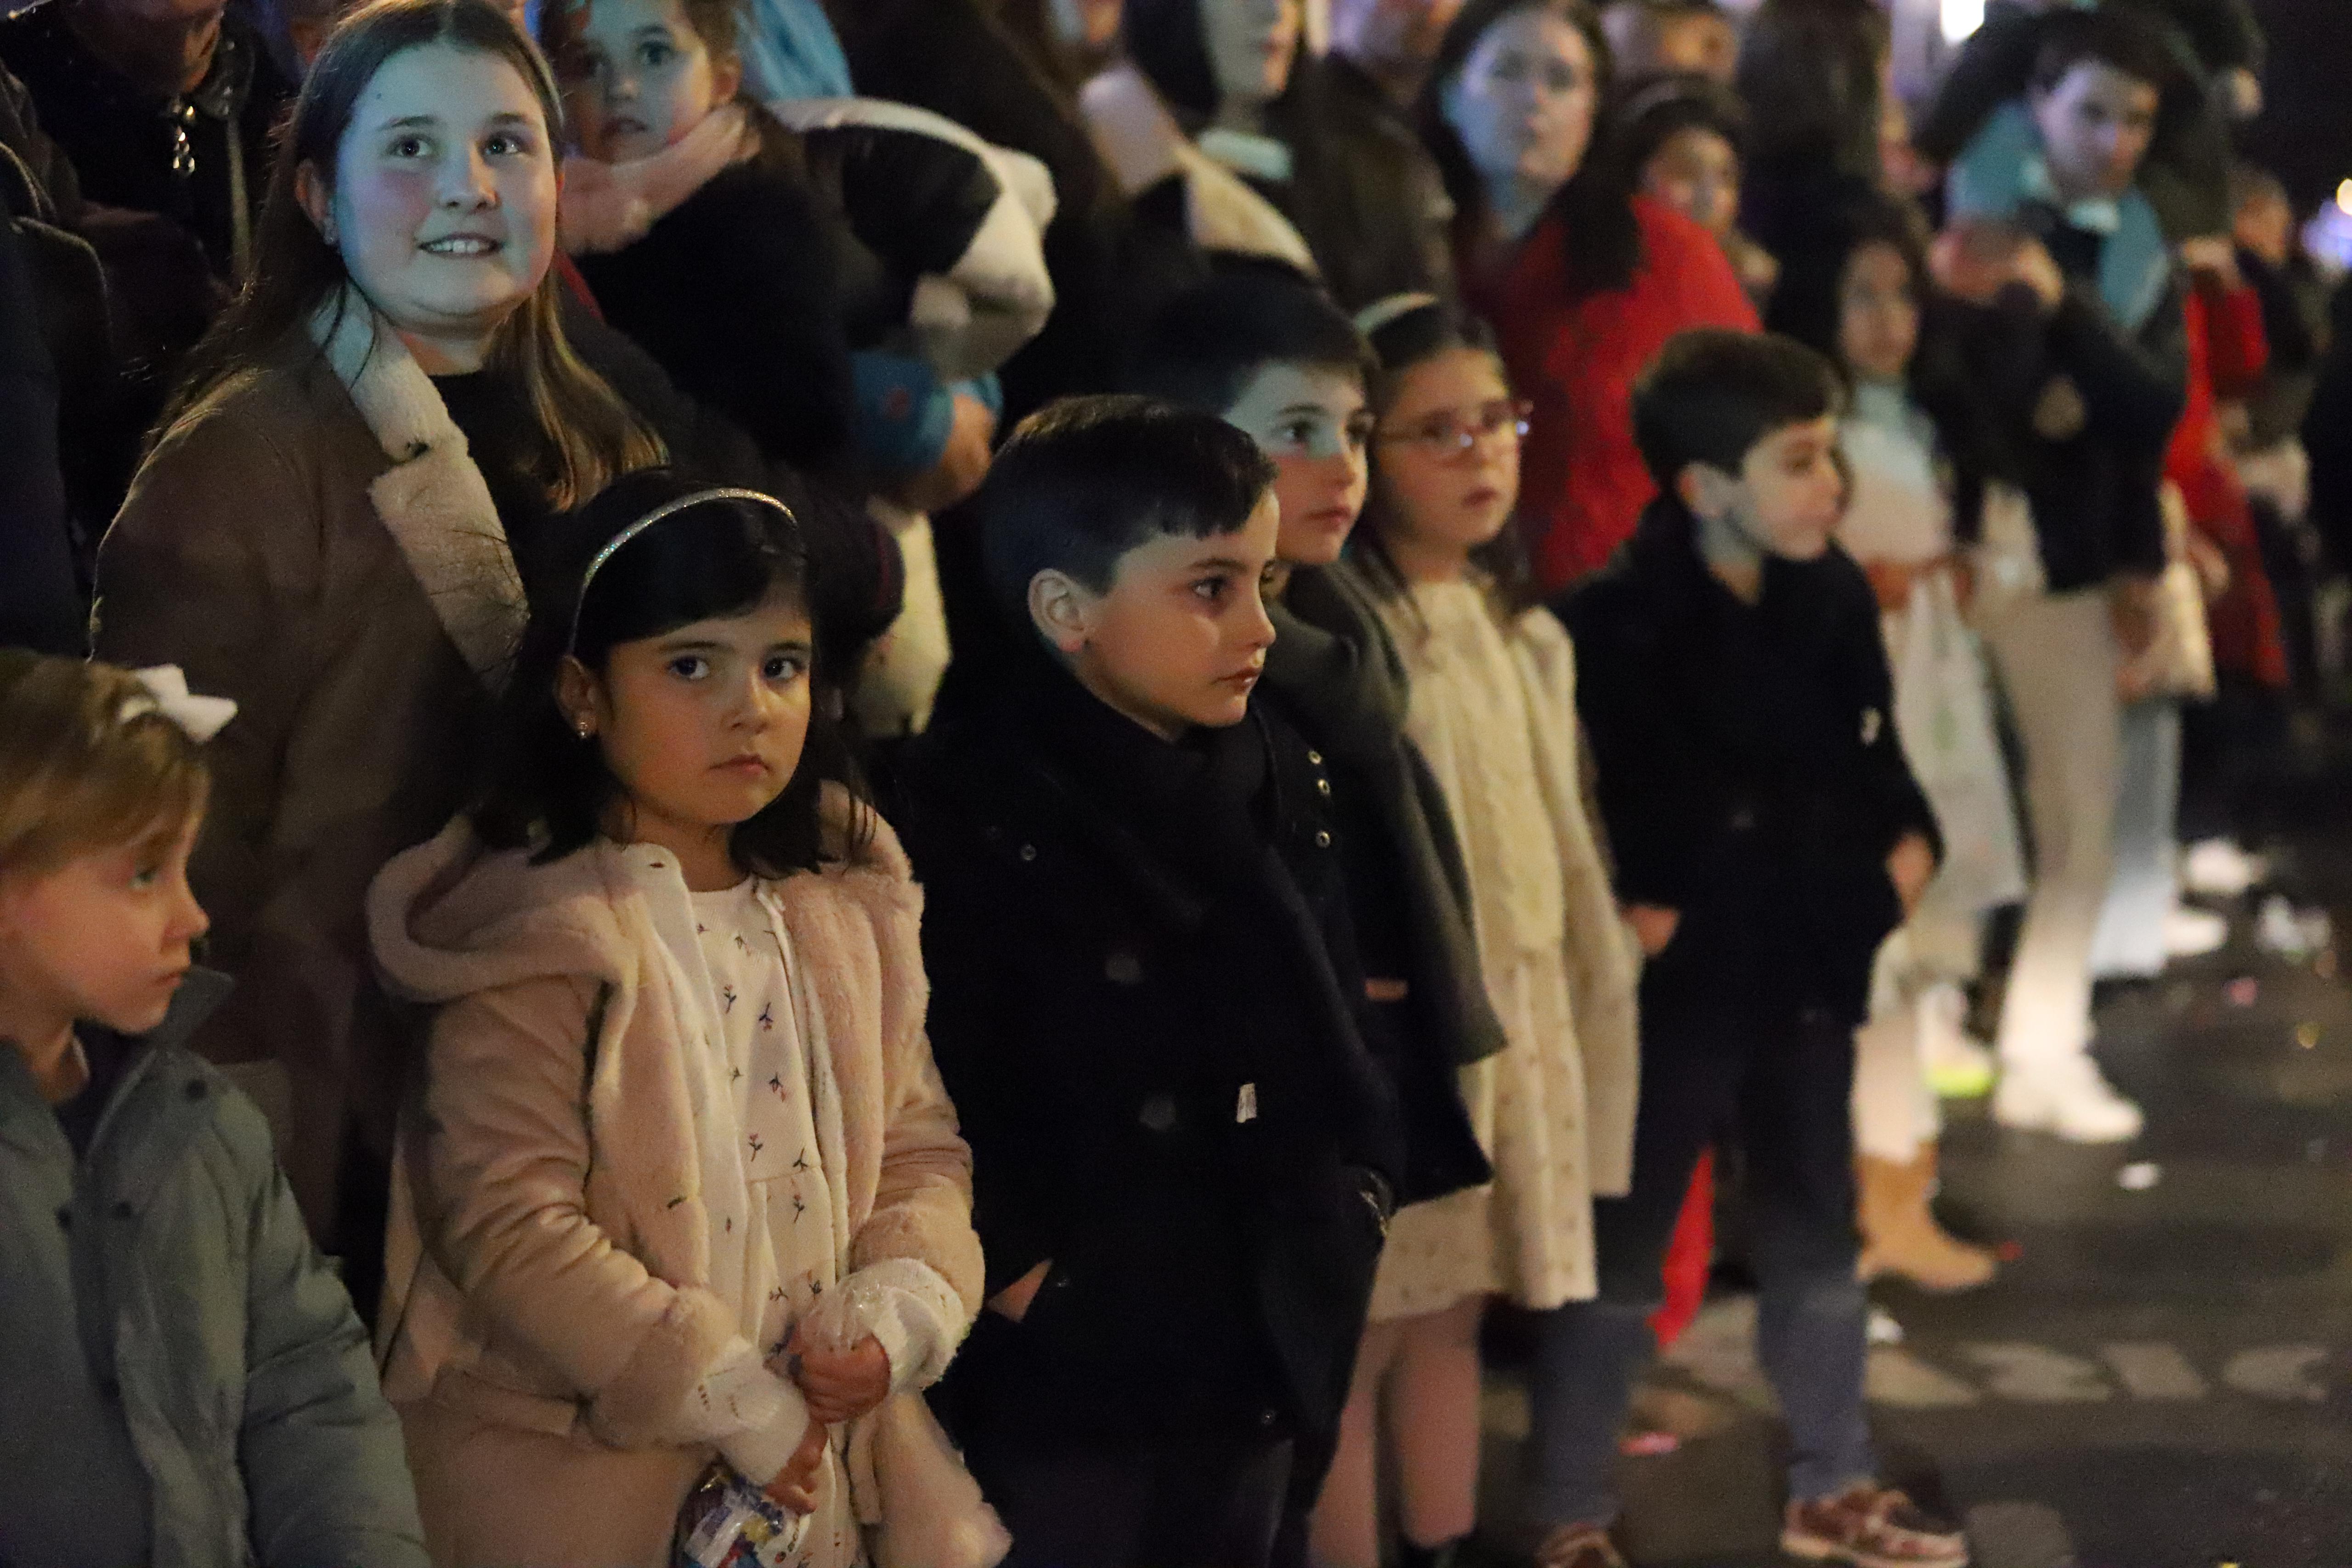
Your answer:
[308,287,523,685]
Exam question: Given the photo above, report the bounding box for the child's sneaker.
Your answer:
[1533,1523,1628,1568]
[2162,904,2229,961]
[1781,1484,1968,1568]
[1918,984,1995,1099]
[1993,1055,2143,1144]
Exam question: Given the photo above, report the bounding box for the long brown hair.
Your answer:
[1419,0,1642,305]
[164,0,663,509]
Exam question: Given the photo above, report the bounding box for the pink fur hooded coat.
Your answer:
[367,791,993,1568]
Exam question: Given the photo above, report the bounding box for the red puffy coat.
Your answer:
[2169,279,2288,689]
[1469,196,1759,593]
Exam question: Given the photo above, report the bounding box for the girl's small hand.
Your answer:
[790,1326,892,1426]
[763,1419,830,1515]
[1625,904,1680,958]
[1887,833,1935,916]
[1864,560,1917,615]
[989,1259,1052,1323]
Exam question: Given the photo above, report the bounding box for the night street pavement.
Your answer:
[1469,736,2352,1568]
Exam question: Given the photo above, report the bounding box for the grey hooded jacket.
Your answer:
[0,970,427,1568]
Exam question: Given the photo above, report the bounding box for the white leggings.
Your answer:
[1978,588,2124,1071]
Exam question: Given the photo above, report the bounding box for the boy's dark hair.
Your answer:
[1632,328,1842,485]
[475,468,870,876]
[2028,5,2184,101]
[1125,262,1371,416]
[975,395,1278,631]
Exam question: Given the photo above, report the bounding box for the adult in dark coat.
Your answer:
[1912,0,2261,240]
[902,630,1401,1567]
[0,0,293,283]
[1122,0,1458,310]
[0,121,77,654]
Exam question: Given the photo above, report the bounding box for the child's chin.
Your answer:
[1190,693,1254,729]
[96,994,177,1038]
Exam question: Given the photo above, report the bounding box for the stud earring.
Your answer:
[575,719,594,739]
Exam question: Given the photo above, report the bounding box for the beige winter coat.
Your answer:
[367,794,986,1568]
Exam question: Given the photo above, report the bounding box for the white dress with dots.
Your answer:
[1367,581,1640,1320]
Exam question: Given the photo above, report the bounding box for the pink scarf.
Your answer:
[559,102,758,256]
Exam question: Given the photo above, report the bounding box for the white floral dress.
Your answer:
[1368,582,1640,1320]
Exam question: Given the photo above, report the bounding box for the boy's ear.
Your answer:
[1677,461,1740,523]
[1027,569,1095,655]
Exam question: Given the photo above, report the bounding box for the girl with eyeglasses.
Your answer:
[1309,293,1638,1568]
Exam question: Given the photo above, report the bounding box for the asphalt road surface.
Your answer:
[1466,741,2352,1568]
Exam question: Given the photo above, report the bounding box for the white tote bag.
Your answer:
[1889,568,2028,919]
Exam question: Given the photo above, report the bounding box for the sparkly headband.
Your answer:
[564,487,799,660]
[1352,292,1442,341]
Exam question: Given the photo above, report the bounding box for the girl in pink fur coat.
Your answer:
[367,472,998,1568]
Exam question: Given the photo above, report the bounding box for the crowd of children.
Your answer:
[0,0,2336,1565]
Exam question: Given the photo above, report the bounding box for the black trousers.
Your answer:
[967,1428,1295,1568]
[1594,998,1861,1304]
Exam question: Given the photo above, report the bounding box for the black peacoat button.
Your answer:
[1138,1094,1177,1132]
[1018,844,1038,863]
[1104,949,1143,986]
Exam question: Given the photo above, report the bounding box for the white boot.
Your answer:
[2183,838,2269,898]
[2163,903,2229,960]
[1995,1053,2145,1143]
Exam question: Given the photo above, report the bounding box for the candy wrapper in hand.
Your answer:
[675,1462,808,1568]
[797,1269,894,1358]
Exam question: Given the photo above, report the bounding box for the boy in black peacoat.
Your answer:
[1542,332,1960,1568]
[899,398,1399,1568]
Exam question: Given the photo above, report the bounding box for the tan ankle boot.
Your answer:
[1856,1150,1998,1292]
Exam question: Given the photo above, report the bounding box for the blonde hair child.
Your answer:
[0,653,427,1568]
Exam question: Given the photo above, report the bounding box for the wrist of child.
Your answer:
[718,1376,812,1483]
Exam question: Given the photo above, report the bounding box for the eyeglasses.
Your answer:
[1377,399,1532,459]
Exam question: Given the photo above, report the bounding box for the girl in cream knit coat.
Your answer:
[1308,298,1639,1568]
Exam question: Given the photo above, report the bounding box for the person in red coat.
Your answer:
[1423,0,1758,594]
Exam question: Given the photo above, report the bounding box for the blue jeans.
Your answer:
[1526,1004,1875,1528]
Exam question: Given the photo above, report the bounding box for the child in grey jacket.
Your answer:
[0,651,426,1568]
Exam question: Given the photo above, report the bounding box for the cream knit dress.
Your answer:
[1368,582,1641,1321]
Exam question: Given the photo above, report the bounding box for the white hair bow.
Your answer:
[119,666,237,744]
